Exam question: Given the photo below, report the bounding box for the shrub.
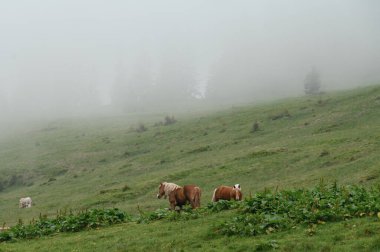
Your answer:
[319,150,329,157]
[216,183,380,236]
[136,123,147,133]
[0,180,5,192]
[270,109,291,120]
[0,208,129,242]
[154,116,177,127]
[164,116,177,126]
[122,185,130,191]
[304,67,321,95]
[251,121,259,133]
[188,145,211,154]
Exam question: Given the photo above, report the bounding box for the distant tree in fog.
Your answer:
[206,49,257,104]
[112,51,201,112]
[152,55,198,109]
[112,55,155,112]
[76,66,102,110]
[126,65,153,112]
[0,89,7,115]
[304,67,321,95]
[111,61,129,111]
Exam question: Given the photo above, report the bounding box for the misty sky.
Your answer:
[1,0,379,119]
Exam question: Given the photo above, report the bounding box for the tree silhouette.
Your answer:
[304,67,321,95]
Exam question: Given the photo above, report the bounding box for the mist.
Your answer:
[1,0,379,122]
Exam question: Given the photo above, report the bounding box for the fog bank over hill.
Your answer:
[1,0,379,121]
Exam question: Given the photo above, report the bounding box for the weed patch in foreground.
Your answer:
[216,182,380,236]
[0,208,129,242]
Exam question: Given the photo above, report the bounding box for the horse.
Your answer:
[212,184,242,202]
[157,182,201,210]
[19,197,32,208]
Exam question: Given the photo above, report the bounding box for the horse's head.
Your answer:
[233,184,241,190]
[157,182,166,199]
[233,184,242,200]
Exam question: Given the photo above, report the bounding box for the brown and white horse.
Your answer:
[157,182,201,210]
[212,184,242,202]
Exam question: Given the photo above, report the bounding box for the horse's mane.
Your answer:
[162,182,181,196]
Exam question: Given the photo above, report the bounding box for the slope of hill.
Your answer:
[0,85,380,251]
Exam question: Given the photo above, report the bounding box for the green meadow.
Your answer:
[1,85,380,251]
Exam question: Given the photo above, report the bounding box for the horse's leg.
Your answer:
[169,198,177,210]
[230,191,236,201]
[170,201,177,210]
[190,200,195,209]
[168,191,177,210]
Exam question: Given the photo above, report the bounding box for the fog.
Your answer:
[1,0,379,121]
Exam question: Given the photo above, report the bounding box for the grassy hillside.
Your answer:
[0,85,380,251]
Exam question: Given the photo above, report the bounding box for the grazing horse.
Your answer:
[157,182,201,210]
[212,185,242,202]
[19,197,32,208]
[157,182,180,199]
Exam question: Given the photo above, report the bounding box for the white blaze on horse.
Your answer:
[19,197,32,208]
[212,184,242,202]
[157,182,201,210]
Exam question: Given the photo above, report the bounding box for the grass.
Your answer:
[1,212,380,251]
[2,183,379,247]
[0,84,380,251]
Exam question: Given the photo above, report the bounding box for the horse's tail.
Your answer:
[212,188,217,202]
[193,187,201,208]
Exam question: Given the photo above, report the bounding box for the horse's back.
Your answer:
[214,186,230,201]
[183,185,197,198]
